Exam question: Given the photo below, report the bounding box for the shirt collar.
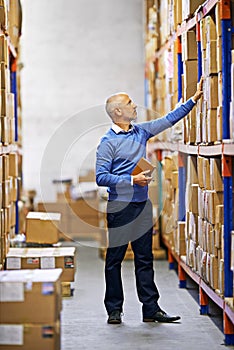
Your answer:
[111,123,134,134]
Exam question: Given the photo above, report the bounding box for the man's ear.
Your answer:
[115,108,122,116]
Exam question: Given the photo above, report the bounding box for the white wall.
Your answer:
[20,0,145,202]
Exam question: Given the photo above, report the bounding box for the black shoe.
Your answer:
[143,309,180,323]
[107,310,122,324]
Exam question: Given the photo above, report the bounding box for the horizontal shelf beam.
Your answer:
[151,141,234,156]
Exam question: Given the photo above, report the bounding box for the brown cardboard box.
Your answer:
[2,179,10,208]
[206,15,217,42]
[218,72,222,106]
[6,247,76,282]
[178,221,186,255]
[2,154,9,181]
[0,321,60,350]
[207,109,217,143]
[26,212,61,244]
[215,2,221,37]
[1,63,10,91]
[0,34,8,65]
[206,75,219,109]
[206,41,217,75]
[217,36,222,72]
[187,155,198,184]
[217,106,222,141]
[182,30,197,61]
[183,60,198,99]
[37,202,69,234]
[0,269,62,324]
[1,116,9,145]
[200,18,206,51]
[203,158,211,190]
[8,153,18,177]
[210,158,223,191]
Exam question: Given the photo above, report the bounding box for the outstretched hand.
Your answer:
[133,170,152,187]
[193,76,204,102]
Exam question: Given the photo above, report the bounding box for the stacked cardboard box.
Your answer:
[6,247,76,283]
[200,11,222,144]
[185,155,224,291]
[0,152,19,269]
[161,155,179,248]
[0,269,62,350]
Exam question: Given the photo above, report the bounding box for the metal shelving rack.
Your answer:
[145,0,234,345]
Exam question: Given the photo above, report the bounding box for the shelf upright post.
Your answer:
[177,36,186,222]
[10,56,19,234]
[199,286,209,315]
[196,18,202,81]
[220,0,234,345]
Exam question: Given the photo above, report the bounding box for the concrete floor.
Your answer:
[61,242,226,350]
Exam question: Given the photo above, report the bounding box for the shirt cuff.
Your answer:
[131,176,134,186]
[191,97,196,104]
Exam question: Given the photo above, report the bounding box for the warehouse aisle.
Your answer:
[61,243,225,350]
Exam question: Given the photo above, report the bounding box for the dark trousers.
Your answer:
[104,200,160,317]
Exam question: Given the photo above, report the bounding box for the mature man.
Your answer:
[96,79,203,324]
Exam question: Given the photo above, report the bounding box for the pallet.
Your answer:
[99,247,166,261]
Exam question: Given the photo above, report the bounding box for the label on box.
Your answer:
[27,258,39,265]
[64,256,74,269]
[42,326,54,338]
[0,325,23,345]
[41,282,54,295]
[0,282,24,302]
[40,257,55,269]
[6,257,21,269]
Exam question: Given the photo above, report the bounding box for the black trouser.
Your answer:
[104,200,160,317]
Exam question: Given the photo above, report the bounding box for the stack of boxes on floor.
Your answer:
[0,269,62,350]
[1,212,76,349]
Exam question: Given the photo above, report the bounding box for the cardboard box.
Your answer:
[207,109,217,143]
[1,116,9,145]
[217,106,222,141]
[183,60,198,99]
[215,2,221,37]
[182,30,197,61]
[206,75,219,109]
[187,155,198,185]
[206,41,217,75]
[0,321,60,350]
[200,18,206,51]
[1,63,10,91]
[0,34,8,65]
[8,153,18,177]
[206,15,217,42]
[210,158,223,191]
[0,269,62,324]
[26,212,61,244]
[217,36,222,72]
[6,247,76,282]
[177,221,186,255]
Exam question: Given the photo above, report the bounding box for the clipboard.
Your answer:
[131,157,156,176]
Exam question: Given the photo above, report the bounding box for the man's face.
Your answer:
[118,94,137,122]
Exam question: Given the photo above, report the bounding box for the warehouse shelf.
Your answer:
[223,143,234,155]
[154,0,220,60]
[145,0,234,344]
[162,235,234,333]
[0,144,18,155]
[198,144,222,156]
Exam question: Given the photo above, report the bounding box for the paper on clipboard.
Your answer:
[131,157,156,176]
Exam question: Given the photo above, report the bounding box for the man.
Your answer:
[96,78,203,324]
